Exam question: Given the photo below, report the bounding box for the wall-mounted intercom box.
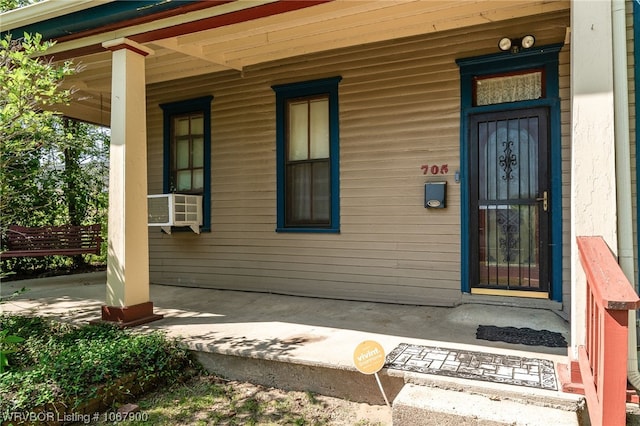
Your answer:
[425,182,446,209]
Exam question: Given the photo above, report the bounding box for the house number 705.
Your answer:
[421,164,448,175]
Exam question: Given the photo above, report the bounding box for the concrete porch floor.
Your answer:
[0,272,585,424]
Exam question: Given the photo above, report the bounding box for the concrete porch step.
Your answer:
[194,345,587,425]
[194,349,406,406]
[390,371,587,426]
[392,383,585,426]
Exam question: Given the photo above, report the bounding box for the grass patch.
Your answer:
[0,314,196,414]
[89,376,388,426]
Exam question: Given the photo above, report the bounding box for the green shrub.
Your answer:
[0,329,24,373]
[0,315,197,412]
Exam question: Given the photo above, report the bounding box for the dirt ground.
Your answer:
[98,375,393,425]
[224,380,393,425]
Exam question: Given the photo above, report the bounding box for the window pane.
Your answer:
[287,163,311,223]
[288,101,309,161]
[312,161,330,222]
[476,72,542,106]
[177,170,191,191]
[286,162,331,225]
[310,98,329,159]
[192,169,204,190]
[175,117,190,136]
[176,139,190,169]
[192,137,204,168]
[191,115,204,134]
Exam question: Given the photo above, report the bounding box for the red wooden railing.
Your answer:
[574,236,640,426]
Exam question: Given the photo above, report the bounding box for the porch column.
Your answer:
[100,38,162,327]
[570,1,617,356]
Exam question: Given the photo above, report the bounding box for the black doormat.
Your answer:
[385,343,557,390]
[476,325,567,348]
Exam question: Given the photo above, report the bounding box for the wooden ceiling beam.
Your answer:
[151,38,240,70]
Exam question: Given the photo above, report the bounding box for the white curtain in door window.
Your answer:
[476,72,542,106]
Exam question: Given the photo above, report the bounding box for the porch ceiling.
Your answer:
[38,0,569,126]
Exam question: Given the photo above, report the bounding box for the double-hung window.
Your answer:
[160,96,213,231]
[273,77,341,232]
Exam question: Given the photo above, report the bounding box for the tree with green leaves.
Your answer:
[0,0,40,13]
[0,33,76,225]
[1,33,109,274]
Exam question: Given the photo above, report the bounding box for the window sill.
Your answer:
[276,227,340,234]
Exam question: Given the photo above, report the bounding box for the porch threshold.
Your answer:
[461,291,566,319]
[470,288,549,299]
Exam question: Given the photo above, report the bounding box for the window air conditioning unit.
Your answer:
[148,194,202,234]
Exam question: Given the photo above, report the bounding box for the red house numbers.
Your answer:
[421,164,448,175]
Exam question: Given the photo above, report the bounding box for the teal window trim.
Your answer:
[456,44,563,302]
[160,95,213,232]
[272,76,342,233]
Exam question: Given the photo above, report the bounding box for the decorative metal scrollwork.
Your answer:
[496,209,520,262]
[499,140,517,181]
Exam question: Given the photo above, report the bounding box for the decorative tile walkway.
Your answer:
[385,343,558,391]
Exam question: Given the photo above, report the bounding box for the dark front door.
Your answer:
[469,107,550,294]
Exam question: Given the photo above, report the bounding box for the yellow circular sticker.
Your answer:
[353,340,386,374]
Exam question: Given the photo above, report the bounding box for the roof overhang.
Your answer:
[0,0,570,126]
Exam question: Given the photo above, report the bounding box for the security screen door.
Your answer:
[469,108,550,294]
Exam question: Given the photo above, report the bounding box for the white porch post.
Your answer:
[570,1,617,355]
[100,38,162,326]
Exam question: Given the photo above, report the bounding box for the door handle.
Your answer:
[536,191,548,212]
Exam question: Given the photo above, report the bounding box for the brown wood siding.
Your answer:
[560,42,572,315]
[627,1,638,286]
[146,11,570,306]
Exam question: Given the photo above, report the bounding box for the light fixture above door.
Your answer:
[498,35,536,53]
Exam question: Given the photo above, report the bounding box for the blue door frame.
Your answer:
[456,44,564,302]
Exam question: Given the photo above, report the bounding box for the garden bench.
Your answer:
[0,224,102,259]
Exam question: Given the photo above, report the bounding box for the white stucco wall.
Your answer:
[570,0,618,355]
